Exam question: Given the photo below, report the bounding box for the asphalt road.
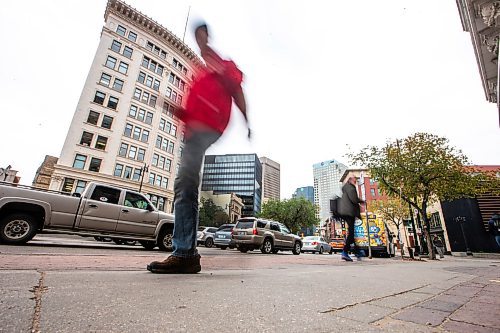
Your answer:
[1,235,499,332]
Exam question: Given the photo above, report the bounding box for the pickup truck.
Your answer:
[0,181,174,251]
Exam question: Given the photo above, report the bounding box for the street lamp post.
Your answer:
[139,163,149,193]
[456,216,472,256]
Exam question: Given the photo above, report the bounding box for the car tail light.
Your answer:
[312,241,318,245]
[252,228,258,235]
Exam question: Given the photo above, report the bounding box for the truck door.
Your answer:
[279,224,294,248]
[116,191,158,235]
[270,222,283,247]
[78,185,121,231]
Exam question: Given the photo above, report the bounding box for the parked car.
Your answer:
[329,238,345,253]
[231,217,302,255]
[197,226,218,248]
[0,182,174,251]
[214,224,235,250]
[301,236,333,254]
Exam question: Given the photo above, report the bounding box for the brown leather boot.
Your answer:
[147,254,201,274]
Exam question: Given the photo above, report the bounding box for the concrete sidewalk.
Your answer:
[0,256,499,332]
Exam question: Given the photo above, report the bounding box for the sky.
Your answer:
[1,0,499,199]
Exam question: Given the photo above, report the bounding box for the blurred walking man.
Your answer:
[148,23,250,274]
[338,176,365,262]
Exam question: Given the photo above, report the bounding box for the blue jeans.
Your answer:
[172,129,221,258]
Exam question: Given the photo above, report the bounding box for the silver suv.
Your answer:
[197,226,218,248]
[231,217,302,255]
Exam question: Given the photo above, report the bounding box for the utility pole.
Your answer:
[139,164,149,193]
[359,172,372,259]
[456,216,472,256]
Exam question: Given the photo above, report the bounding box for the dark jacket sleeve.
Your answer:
[345,184,363,205]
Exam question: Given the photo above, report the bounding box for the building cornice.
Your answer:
[104,0,203,68]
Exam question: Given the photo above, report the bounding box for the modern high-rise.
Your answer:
[259,156,280,202]
[293,186,314,204]
[313,159,348,221]
[201,154,262,217]
[48,0,202,212]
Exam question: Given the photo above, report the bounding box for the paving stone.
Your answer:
[445,286,482,297]
[442,319,500,333]
[368,292,430,310]
[450,302,500,329]
[413,286,448,295]
[483,284,500,293]
[419,299,462,312]
[333,304,396,323]
[473,294,498,305]
[430,294,469,305]
[374,317,439,333]
[392,306,450,326]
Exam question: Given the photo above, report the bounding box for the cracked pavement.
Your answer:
[0,239,499,332]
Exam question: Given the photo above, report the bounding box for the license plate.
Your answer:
[238,231,246,235]
[218,235,226,238]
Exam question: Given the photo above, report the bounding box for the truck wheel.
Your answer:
[0,213,38,244]
[238,246,248,253]
[157,227,173,252]
[139,241,156,250]
[260,238,273,254]
[292,241,301,255]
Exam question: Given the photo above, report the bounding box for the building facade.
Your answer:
[313,159,347,221]
[292,186,314,203]
[259,156,280,202]
[48,0,202,212]
[456,0,500,124]
[32,155,58,190]
[201,154,262,217]
[200,191,244,223]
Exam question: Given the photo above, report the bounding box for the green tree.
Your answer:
[370,198,408,257]
[199,198,229,227]
[350,132,499,259]
[259,197,318,234]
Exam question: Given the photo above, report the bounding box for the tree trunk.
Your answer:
[422,215,435,260]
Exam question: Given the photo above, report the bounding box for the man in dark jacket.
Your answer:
[338,176,365,261]
[489,212,500,249]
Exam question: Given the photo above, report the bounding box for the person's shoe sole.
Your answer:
[146,264,201,274]
[341,256,353,262]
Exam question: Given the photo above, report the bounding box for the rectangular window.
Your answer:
[123,46,133,59]
[165,122,172,134]
[142,56,149,68]
[142,91,149,104]
[129,105,138,118]
[80,131,93,146]
[123,166,132,179]
[111,40,122,53]
[156,65,164,76]
[100,72,111,86]
[132,168,141,181]
[128,31,137,42]
[87,110,99,125]
[141,129,149,143]
[107,96,118,110]
[149,95,157,107]
[146,41,154,51]
[149,173,155,185]
[101,115,113,129]
[179,146,183,157]
[137,109,145,121]
[116,25,126,36]
[89,158,102,172]
[158,155,165,169]
[90,185,120,204]
[124,123,133,137]
[137,72,146,84]
[145,76,153,88]
[105,56,117,69]
[155,175,162,187]
[370,188,376,197]
[112,78,124,92]
[133,88,141,100]
[152,154,159,166]
[159,118,165,131]
[171,124,177,137]
[153,79,160,91]
[145,112,153,125]
[165,158,171,171]
[161,177,168,189]
[119,142,128,156]
[62,178,75,193]
[168,73,174,83]
[161,138,168,151]
[118,62,128,74]
[114,164,123,177]
[155,136,162,148]
[95,135,108,150]
[171,91,177,103]
[128,146,137,159]
[153,45,160,55]
[165,87,171,98]
[75,180,87,194]
[94,91,105,105]
[133,127,141,140]
[73,154,87,169]
[160,50,167,59]
[137,148,145,161]
[167,141,174,154]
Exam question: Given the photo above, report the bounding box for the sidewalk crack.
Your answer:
[30,271,48,333]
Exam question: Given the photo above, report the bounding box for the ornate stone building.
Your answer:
[32,155,58,189]
[49,0,202,212]
[457,0,500,123]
